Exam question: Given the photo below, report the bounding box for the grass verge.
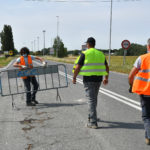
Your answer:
[0,56,16,68]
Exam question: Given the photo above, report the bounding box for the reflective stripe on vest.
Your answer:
[135,76,150,82]
[139,69,150,73]
[80,69,106,72]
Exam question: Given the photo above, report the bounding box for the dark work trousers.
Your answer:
[140,95,150,139]
[23,76,39,103]
[84,82,101,124]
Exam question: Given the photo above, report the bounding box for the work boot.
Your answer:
[32,100,39,104]
[145,138,150,145]
[26,102,36,106]
[86,122,98,129]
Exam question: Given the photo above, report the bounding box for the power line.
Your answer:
[25,0,142,3]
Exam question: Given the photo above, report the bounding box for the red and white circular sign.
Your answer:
[121,40,131,50]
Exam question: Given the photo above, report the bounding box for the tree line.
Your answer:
[0,24,147,57]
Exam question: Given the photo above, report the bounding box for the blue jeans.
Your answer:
[84,82,101,124]
[140,95,150,139]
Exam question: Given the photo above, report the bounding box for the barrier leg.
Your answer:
[56,88,61,102]
[12,95,15,109]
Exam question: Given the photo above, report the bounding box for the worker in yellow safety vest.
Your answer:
[128,38,150,145]
[73,37,109,129]
[13,47,46,106]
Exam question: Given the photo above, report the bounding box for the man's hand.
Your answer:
[21,65,27,69]
[42,61,46,67]
[103,78,108,85]
[72,78,76,84]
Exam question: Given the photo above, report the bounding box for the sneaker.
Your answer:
[86,123,98,129]
[145,138,150,145]
[26,102,36,106]
[32,100,39,104]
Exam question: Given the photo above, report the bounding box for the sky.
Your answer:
[0,0,149,51]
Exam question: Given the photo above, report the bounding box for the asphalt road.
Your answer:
[0,59,149,150]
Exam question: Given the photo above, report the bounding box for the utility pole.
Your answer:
[37,36,39,51]
[34,40,36,51]
[31,41,33,51]
[56,16,59,57]
[43,30,46,56]
[108,0,113,66]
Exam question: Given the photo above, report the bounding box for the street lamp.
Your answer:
[34,40,36,51]
[108,0,113,66]
[37,36,39,51]
[43,30,46,56]
[56,16,59,38]
[56,16,59,57]
[31,41,33,51]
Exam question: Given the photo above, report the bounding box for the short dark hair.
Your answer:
[20,47,30,56]
[86,37,96,47]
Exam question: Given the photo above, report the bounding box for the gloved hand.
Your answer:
[129,86,133,93]
[21,65,27,69]
[42,61,46,67]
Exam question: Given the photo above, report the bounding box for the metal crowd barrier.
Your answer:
[0,64,68,108]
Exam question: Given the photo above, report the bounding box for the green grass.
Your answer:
[0,56,16,68]
[44,55,138,74]
[106,56,138,74]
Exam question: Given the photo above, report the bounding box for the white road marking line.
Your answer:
[33,61,142,111]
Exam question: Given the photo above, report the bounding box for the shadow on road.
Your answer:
[98,120,144,130]
[36,102,85,109]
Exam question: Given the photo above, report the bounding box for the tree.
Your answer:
[73,50,79,56]
[53,36,68,58]
[0,25,15,54]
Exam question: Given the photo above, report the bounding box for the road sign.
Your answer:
[121,40,130,50]
[121,40,131,65]
[9,50,13,56]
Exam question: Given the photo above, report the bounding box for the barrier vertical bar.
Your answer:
[51,66,54,88]
[15,70,19,93]
[44,67,47,89]
[57,66,61,87]
[7,71,12,95]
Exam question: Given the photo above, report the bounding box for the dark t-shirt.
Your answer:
[77,53,108,82]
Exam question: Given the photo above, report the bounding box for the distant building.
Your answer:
[81,45,87,51]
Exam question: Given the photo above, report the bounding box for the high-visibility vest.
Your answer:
[72,48,108,76]
[132,53,150,95]
[19,55,33,79]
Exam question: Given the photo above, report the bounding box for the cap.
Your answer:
[85,37,96,45]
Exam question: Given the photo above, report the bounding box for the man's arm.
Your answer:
[35,56,44,62]
[72,53,84,84]
[13,61,22,68]
[73,64,82,84]
[103,58,109,85]
[103,63,109,85]
[128,67,139,86]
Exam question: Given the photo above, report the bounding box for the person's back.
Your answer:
[128,38,150,145]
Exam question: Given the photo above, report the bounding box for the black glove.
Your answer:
[129,86,133,93]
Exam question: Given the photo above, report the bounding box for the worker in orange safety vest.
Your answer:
[13,47,46,106]
[128,39,150,145]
